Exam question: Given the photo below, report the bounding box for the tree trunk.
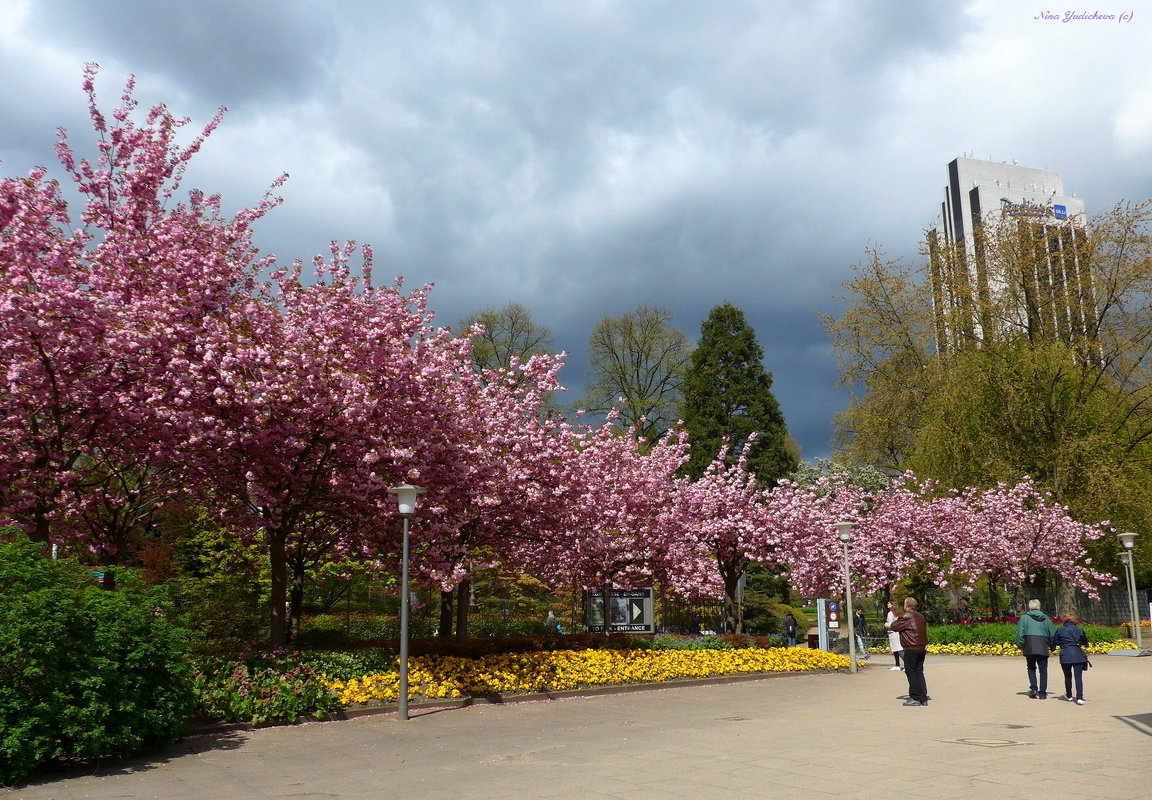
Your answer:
[32,501,51,543]
[719,556,744,634]
[289,562,305,644]
[455,579,471,641]
[269,530,288,649]
[722,569,741,634]
[1055,575,1078,619]
[438,589,454,638]
[987,574,1001,620]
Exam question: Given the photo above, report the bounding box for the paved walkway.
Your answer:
[5,654,1150,799]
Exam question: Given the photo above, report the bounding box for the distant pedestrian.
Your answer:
[1016,599,1057,699]
[1053,612,1090,705]
[887,597,929,706]
[853,609,870,659]
[546,611,564,634]
[783,611,798,647]
[885,600,904,671]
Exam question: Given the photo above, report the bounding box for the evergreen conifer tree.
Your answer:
[681,303,798,483]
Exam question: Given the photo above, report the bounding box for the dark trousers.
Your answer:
[1060,662,1085,699]
[1025,654,1049,695]
[903,649,928,702]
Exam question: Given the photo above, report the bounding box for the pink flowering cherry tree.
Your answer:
[392,351,576,639]
[0,66,278,551]
[663,442,770,633]
[512,419,691,630]
[941,478,1115,616]
[752,474,870,597]
[170,240,489,647]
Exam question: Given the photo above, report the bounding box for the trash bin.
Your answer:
[807,632,819,649]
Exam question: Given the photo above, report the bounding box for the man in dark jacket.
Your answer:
[1015,599,1057,699]
[783,612,798,646]
[887,597,929,706]
[853,609,870,659]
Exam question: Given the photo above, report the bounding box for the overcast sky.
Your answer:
[3,1,1151,459]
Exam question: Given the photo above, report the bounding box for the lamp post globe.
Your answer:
[835,520,855,543]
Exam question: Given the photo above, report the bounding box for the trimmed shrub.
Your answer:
[0,532,194,785]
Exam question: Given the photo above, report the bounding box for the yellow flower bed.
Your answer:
[327,647,851,705]
[924,641,1137,657]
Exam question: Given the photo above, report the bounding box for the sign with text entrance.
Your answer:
[584,588,654,633]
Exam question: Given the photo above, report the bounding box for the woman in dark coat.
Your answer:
[1053,613,1090,705]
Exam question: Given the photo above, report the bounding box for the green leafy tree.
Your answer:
[168,513,267,650]
[827,204,1152,604]
[458,302,555,374]
[680,303,798,482]
[788,457,894,493]
[580,305,691,442]
[822,246,937,472]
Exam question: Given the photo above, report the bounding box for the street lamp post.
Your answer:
[1118,532,1142,650]
[388,483,426,721]
[835,521,858,674]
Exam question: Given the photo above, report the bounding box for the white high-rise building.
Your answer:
[927,157,1094,353]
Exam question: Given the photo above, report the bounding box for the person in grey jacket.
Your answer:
[1053,613,1090,704]
[1015,599,1057,699]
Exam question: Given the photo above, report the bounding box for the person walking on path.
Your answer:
[1053,612,1090,705]
[1016,599,1057,699]
[885,600,904,671]
[887,597,928,706]
[783,611,798,646]
[853,609,870,659]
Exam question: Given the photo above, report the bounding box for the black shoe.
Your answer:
[1038,693,1048,700]
[1028,690,1038,698]
[903,698,925,706]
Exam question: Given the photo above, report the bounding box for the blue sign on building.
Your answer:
[1053,204,1068,219]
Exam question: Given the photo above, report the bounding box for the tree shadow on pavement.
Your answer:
[10,730,248,789]
[1116,713,1152,737]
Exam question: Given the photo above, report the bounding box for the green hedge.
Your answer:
[0,532,194,785]
[926,622,1121,646]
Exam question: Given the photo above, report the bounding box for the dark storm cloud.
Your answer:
[24,0,334,111]
[266,2,971,455]
[4,1,1150,458]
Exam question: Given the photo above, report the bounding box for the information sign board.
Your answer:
[584,588,654,633]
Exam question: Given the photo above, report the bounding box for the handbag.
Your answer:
[1084,658,1092,670]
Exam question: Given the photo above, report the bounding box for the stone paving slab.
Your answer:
[4,654,1150,799]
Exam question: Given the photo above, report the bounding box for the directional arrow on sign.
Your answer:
[630,599,644,623]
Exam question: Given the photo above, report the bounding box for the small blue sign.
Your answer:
[1053,204,1067,219]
